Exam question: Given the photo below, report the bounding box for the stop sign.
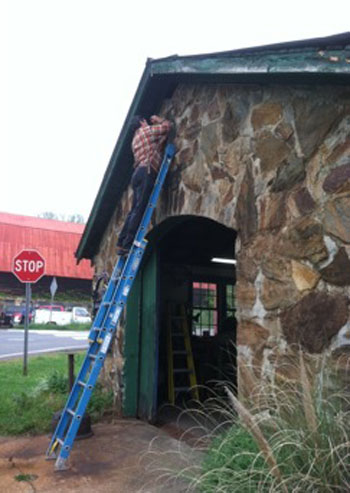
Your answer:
[13,249,46,283]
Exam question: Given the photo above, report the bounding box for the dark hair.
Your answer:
[130,115,143,131]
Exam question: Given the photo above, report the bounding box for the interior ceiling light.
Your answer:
[211,257,237,265]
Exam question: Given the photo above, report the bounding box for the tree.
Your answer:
[67,214,85,224]
[38,211,59,220]
[38,212,86,224]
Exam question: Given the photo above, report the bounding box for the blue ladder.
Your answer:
[46,143,176,471]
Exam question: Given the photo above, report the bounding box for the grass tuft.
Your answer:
[146,350,350,492]
[14,473,38,482]
[12,323,90,331]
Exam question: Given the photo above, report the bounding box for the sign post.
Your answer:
[49,277,58,323]
[24,283,31,375]
[12,249,46,376]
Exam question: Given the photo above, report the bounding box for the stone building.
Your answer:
[77,33,350,421]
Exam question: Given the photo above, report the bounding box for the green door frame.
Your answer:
[123,248,160,421]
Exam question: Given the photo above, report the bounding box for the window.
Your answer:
[192,282,218,337]
[75,308,89,317]
[191,281,236,337]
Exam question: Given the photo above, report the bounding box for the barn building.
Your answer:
[76,33,350,421]
[0,212,93,304]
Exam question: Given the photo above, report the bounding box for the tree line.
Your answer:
[38,212,86,224]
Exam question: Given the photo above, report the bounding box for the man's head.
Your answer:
[130,115,143,131]
[130,115,148,132]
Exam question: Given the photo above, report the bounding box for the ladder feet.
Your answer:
[55,457,70,471]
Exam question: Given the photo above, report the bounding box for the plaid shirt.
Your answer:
[132,120,171,172]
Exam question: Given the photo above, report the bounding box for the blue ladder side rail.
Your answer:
[46,143,176,471]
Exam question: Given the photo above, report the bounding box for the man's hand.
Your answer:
[150,115,164,124]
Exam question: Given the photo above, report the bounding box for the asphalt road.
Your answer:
[0,329,89,360]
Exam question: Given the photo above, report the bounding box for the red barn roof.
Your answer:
[0,212,93,279]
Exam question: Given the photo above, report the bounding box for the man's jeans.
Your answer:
[117,165,156,250]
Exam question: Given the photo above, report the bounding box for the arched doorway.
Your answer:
[123,215,237,421]
[157,216,237,409]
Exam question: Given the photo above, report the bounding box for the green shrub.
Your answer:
[26,370,70,396]
[200,425,270,492]
[87,383,114,421]
[12,391,36,411]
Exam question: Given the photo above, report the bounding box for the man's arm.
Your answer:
[149,115,172,134]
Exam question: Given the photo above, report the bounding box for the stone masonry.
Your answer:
[95,83,350,397]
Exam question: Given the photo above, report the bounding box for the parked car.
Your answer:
[33,306,91,325]
[1,305,34,326]
[0,310,13,328]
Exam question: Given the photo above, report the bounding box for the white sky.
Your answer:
[1,0,348,222]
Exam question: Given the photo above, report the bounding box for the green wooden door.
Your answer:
[123,271,141,417]
[123,250,159,421]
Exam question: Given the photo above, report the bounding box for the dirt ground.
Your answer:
[0,419,202,493]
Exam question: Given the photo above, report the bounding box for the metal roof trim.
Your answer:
[151,32,350,62]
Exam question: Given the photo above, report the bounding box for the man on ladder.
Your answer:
[47,137,176,471]
[116,114,173,256]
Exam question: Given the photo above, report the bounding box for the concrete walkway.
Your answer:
[0,420,202,492]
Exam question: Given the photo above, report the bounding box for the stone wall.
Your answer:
[95,82,350,394]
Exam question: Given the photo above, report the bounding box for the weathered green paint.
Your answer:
[151,49,350,76]
[123,250,159,420]
[138,251,159,421]
[123,271,142,417]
